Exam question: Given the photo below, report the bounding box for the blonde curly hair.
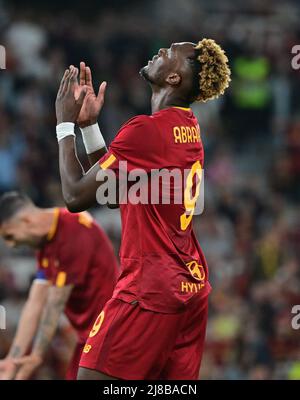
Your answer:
[193,38,231,103]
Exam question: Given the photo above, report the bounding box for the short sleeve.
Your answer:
[36,254,50,282]
[99,115,164,174]
[35,269,48,283]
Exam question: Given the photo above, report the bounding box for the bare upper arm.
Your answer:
[28,280,50,306]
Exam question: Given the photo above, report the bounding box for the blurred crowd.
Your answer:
[0,0,300,379]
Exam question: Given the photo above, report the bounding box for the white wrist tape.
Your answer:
[56,123,75,142]
[80,123,106,154]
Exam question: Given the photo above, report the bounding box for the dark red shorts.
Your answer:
[79,296,208,380]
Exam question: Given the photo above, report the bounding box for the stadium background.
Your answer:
[0,0,300,379]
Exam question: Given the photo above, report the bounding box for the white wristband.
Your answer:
[80,123,106,154]
[56,123,75,142]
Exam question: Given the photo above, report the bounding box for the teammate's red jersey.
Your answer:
[36,208,118,342]
[98,106,211,313]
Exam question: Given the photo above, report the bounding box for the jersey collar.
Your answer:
[173,106,192,112]
[47,208,60,241]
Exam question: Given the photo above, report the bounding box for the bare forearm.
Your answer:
[8,301,43,358]
[31,304,62,358]
[32,285,73,359]
[58,137,85,204]
[58,136,103,212]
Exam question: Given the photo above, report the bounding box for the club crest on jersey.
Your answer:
[186,261,205,281]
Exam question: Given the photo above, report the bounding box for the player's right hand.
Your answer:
[76,61,107,128]
[0,357,17,380]
[55,66,87,125]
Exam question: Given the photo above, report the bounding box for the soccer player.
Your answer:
[0,192,118,380]
[54,39,231,380]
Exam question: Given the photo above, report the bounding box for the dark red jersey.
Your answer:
[98,107,211,313]
[36,208,118,342]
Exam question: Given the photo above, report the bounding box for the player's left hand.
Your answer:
[76,61,107,128]
[55,66,87,125]
[13,354,43,380]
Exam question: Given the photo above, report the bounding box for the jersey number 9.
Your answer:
[180,160,203,231]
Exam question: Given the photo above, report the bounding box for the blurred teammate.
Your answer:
[0,192,118,379]
[54,39,231,379]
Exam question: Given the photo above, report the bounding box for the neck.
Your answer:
[22,207,57,249]
[150,87,190,113]
[36,208,57,240]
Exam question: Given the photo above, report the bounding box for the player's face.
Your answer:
[0,216,40,248]
[140,42,196,87]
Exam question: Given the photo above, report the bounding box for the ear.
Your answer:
[166,73,181,86]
